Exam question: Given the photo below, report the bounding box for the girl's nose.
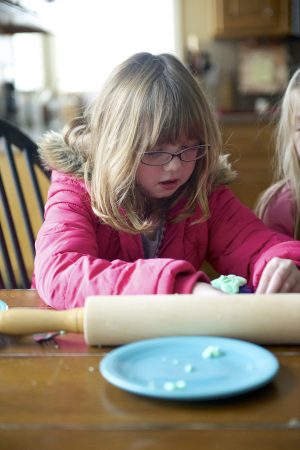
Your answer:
[164,154,182,171]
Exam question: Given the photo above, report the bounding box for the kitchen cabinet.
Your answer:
[181,0,295,42]
[221,117,275,209]
[214,0,290,38]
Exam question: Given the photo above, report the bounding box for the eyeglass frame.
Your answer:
[140,144,209,166]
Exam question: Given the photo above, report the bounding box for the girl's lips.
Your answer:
[159,179,179,189]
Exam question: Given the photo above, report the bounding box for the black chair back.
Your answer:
[0,118,50,288]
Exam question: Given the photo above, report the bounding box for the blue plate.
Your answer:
[0,300,8,311]
[100,336,279,400]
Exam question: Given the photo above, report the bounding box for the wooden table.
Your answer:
[0,290,299,450]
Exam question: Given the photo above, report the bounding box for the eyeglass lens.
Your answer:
[142,145,206,166]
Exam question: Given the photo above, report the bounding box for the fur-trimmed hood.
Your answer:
[38,131,236,186]
[38,131,87,179]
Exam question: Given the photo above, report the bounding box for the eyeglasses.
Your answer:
[141,144,209,166]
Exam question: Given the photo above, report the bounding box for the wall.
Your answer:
[181,0,215,43]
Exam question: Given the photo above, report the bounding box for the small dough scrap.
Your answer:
[202,345,223,359]
[163,380,187,391]
[184,364,194,373]
[163,381,175,391]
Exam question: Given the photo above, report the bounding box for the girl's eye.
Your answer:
[142,152,167,165]
[147,153,162,159]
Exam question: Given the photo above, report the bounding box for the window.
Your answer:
[52,0,181,92]
[12,33,44,91]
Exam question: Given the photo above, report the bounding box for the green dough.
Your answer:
[211,274,247,294]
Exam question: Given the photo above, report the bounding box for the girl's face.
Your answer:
[136,137,198,201]
[294,93,300,159]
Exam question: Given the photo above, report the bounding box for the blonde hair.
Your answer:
[64,52,231,233]
[255,68,300,239]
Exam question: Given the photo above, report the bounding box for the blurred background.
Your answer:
[0,0,300,208]
[0,0,182,135]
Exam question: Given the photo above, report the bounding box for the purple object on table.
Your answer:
[239,285,253,294]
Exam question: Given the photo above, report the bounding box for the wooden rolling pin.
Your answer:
[0,294,299,345]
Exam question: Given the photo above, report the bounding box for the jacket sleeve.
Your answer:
[206,187,300,288]
[34,175,208,309]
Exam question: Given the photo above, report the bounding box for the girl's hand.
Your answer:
[256,257,300,293]
[192,282,225,296]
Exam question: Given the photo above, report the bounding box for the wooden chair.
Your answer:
[0,118,51,288]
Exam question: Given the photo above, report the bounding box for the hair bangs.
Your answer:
[159,96,202,146]
[138,84,204,153]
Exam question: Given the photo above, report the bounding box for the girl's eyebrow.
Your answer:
[151,144,196,152]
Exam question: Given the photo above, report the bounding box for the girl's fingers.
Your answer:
[268,268,298,293]
[256,258,299,293]
[265,259,294,293]
[256,258,282,293]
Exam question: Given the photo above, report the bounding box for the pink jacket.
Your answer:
[261,184,296,238]
[35,171,300,309]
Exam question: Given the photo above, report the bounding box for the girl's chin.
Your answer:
[138,183,182,202]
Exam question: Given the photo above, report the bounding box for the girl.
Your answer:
[256,68,300,240]
[35,53,300,309]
